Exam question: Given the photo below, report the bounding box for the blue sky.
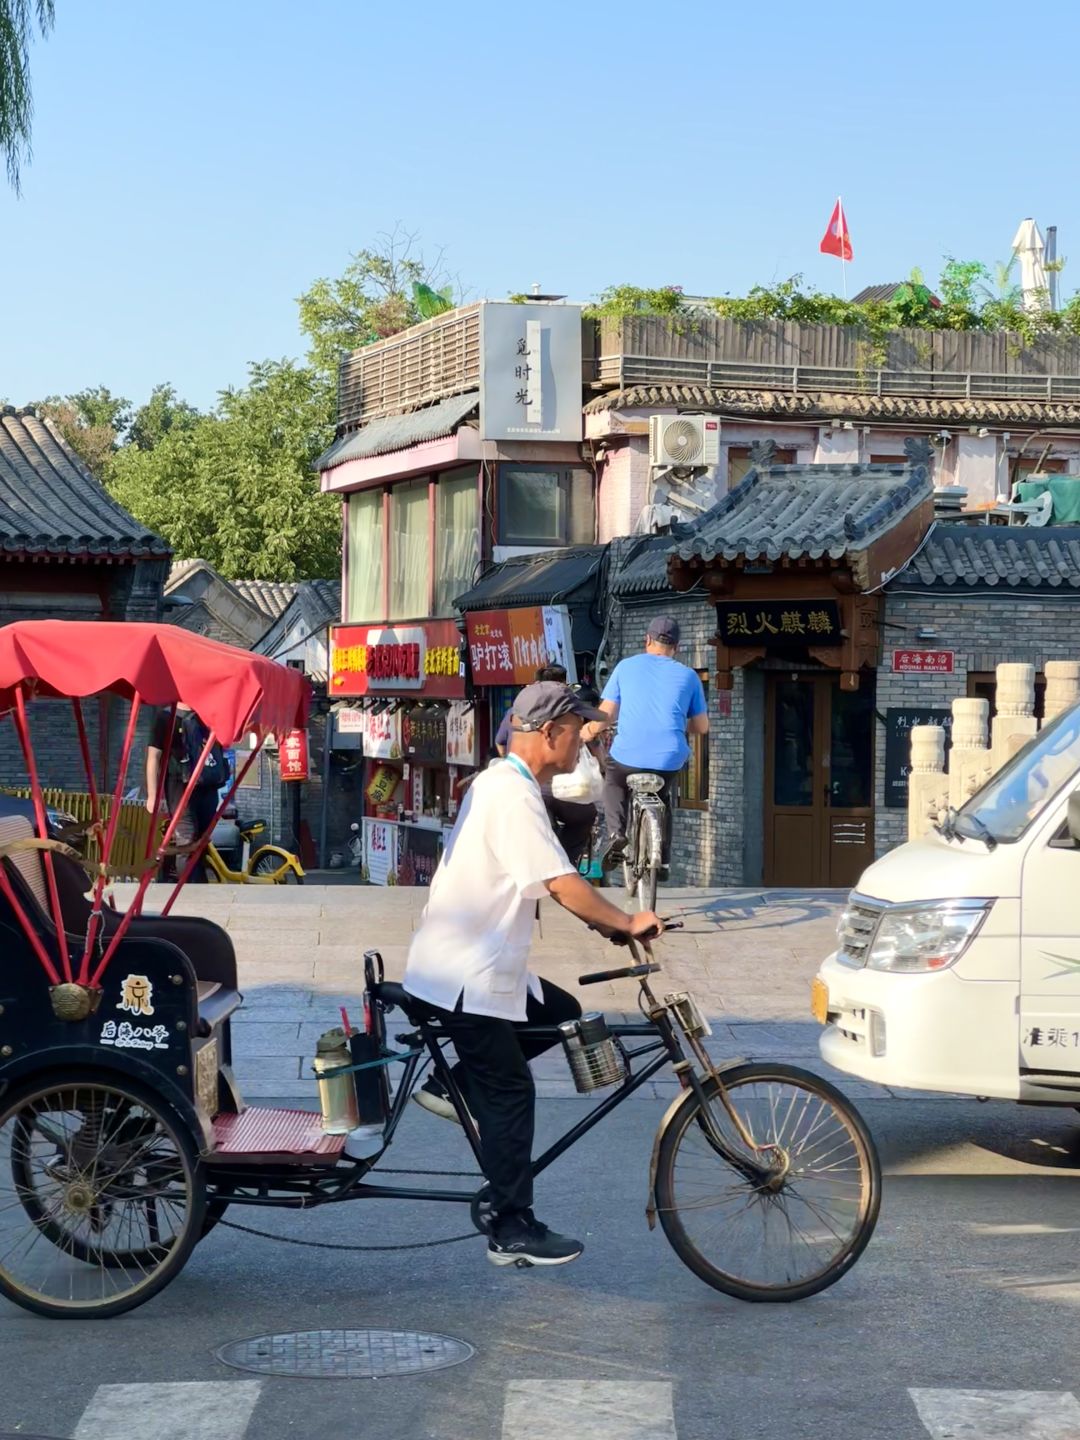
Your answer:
[2,0,1076,412]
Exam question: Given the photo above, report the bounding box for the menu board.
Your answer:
[363,818,398,886]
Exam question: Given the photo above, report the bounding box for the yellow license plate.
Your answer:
[810,977,829,1025]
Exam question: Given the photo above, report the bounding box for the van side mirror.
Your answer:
[1069,790,1080,847]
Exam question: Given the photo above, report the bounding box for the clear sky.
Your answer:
[2,0,1076,412]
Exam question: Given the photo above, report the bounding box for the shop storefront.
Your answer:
[328,620,480,884]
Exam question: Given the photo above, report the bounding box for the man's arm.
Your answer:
[688,712,709,736]
[546,870,661,938]
[599,699,618,722]
[145,747,163,813]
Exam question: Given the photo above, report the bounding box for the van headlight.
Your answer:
[865,901,992,973]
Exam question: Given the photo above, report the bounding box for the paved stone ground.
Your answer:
[114,882,901,1104]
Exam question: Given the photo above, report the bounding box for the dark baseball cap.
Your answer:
[647,615,681,645]
[511,681,606,732]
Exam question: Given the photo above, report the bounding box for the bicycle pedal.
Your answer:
[513,1256,533,1269]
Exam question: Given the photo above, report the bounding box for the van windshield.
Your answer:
[955,705,1080,844]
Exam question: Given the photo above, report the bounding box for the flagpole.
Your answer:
[839,194,848,299]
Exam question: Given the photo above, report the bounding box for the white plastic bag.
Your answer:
[551,745,604,804]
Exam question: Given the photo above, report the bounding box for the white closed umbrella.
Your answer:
[1011,218,1049,311]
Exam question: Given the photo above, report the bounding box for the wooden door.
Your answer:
[764,675,875,887]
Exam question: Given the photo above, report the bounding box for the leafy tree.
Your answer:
[127,383,200,451]
[38,385,131,476]
[107,360,339,581]
[1,0,53,193]
[297,224,457,374]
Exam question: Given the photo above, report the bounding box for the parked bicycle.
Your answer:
[203,819,304,885]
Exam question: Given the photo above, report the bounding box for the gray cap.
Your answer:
[647,615,680,645]
[510,681,606,732]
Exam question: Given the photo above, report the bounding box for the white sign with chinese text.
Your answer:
[363,818,399,887]
[446,701,479,767]
[336,708,366,734]
[363,708,403,760]
[480,302,583,442]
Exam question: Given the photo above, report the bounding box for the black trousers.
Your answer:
[426,978,582,1217]
[602,760,679,865]
[544,795,596,869]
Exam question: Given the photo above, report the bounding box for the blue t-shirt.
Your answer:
[602,653,707,771]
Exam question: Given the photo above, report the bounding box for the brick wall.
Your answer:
[875,588,1080,854]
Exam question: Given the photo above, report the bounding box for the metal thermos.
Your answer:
[559,1012,626,1093]
[313,1028,359,1134]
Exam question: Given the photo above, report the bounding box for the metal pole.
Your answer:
[319,707,332,869]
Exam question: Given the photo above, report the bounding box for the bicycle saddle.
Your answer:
[627,772,665,795]
[375,981,441,1021]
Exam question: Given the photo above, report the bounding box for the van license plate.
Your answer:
[810,978,829,1026]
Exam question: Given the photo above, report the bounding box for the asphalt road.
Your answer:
[5,1095,1080,1439]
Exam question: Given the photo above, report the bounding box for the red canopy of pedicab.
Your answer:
[0,620,309,745]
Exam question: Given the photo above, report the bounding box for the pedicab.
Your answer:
[0,620,881,1320]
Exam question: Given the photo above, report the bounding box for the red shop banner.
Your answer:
[279,729,310,782]
[330,620,465,698]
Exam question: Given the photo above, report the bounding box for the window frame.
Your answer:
[679,669,711,811]
[967,670,1046,724]
[727,446,796,488]
[496,463,593,548]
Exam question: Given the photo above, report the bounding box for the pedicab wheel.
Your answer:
[653,1063,881,1303]
[0,1071,206,1318]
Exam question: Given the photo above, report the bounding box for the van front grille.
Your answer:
[837,896,884,967]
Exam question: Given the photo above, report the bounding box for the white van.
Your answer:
[813,702,1080,1103]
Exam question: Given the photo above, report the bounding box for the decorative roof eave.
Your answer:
[583,384,1080,430]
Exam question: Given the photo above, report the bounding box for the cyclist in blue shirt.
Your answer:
[599,616,708,880]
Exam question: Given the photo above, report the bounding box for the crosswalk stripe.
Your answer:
[502,1380,676,1439]
[72,1381,262,1440]
[910,1388,1080,1438]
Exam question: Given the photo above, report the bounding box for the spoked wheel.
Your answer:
[0,1072,206,1318]
[251,853,302,883]
[654,1063,880,1302]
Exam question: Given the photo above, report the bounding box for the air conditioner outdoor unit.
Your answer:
[649,414,720,469]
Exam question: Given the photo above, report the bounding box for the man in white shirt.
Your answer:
[403,681,663,1269]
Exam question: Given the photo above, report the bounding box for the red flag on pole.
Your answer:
[820,198,853,261]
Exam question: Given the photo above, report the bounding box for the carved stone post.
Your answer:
[991,663,1037,772]
[908,724,948,842]
[1043,661,1080,723]
[949,697,991,810]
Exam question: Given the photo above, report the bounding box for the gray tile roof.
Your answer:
[232,578,300,621]
[673,459,932,567]
[583,384,1080,429]
[610,534,688,596]
[0,407,170,559]
[889,522,1080,591]
[317,391,479,471]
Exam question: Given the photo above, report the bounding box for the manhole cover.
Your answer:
[215,1329,474,1379]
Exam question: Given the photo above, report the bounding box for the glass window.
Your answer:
[957,704,1080,843]
[773,680,814,807]
[389,480,430,620]
[346,490,384,622]
[680,672,710,810]
[498,466,595,547]
[433,470,480,616]
[830,686,874,808]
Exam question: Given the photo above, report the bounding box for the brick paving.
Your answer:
[117,882,896,1103]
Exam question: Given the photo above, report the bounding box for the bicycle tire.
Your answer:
[635,807,660,911]
[0,1071,206,1319]
[654,1063,880,1303]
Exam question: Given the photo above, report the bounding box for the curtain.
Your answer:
[434,471,480,615]
[389,480,430,620]
[346,490,384,621]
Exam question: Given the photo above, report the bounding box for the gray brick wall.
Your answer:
[875,589,1080,854]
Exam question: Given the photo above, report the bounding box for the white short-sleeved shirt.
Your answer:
[403,758,574,1021]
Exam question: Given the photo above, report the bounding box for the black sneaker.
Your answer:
[601,835,627,872]
[487,1210,584,1268]
[412,1076,476,1130]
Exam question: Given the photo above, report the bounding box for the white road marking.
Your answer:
[502,1380,675,1439]
[910,1388,1080,1438]
[73,1380,262,1440]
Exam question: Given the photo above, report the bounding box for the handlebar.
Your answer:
[579,961,662,986]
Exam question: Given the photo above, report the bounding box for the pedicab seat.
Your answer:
[0,813,241,1034]
[374,981,439,1022]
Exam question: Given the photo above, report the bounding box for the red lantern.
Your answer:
[280,729,310,782]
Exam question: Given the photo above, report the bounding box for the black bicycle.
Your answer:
[355,931,881,1303]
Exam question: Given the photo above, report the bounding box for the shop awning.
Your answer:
[454,546,607,656]
[316,392,479,472]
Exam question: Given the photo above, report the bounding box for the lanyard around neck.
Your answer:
[504,753,538,788]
